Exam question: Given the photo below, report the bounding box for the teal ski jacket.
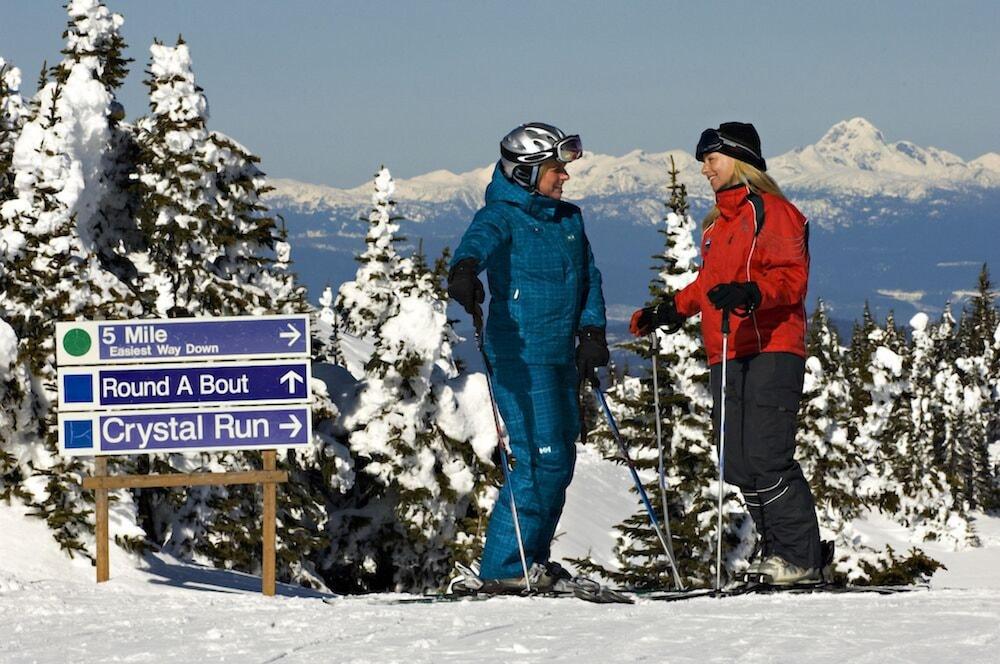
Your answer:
[452,164,606,365]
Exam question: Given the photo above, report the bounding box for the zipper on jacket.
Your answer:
[745,197,764,353]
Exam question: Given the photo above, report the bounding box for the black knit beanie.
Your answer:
[697,122,767,171]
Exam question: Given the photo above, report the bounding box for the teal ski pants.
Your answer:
[479,361,579,580]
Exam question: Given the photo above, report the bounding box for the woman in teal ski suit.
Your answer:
[448,123,608,585]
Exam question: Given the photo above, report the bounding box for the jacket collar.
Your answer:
[485,163,564,221]
[715,183,751,219]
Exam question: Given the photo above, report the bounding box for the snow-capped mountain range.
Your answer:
[265,118,1000,328]
[269,118,1000,220]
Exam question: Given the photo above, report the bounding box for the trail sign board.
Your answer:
[56,314,309,366]
[58,360,311,411]
[59,405,312,456]
[58,314,309,594]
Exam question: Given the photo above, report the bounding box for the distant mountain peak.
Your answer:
[971,152,1000,173]
[808,117,894,170]
[820,117,886,145]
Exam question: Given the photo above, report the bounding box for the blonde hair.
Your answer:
[702,160,787,230]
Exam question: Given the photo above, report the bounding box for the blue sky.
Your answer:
[2,1,998,187]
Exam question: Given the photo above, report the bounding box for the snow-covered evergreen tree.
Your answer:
[55,0,131,91]
[51,0,140,274]
[126,38,353,589]
[799,304,878,580]
[853,307,974,551]
[0,59,141,554]
[313,285,342,364]
[799,303,864,517]
[574,157,751,588]
[132,38,221,317]
[204,131,306,313]
[904,311,975,543]
[847,302,880,419]
[335,167,403,338]
[0,58,25,200]
[0,315,34,505]
[342,168,487,591]
[954,266,999,511]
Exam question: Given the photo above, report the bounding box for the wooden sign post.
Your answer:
[57,316,311,597]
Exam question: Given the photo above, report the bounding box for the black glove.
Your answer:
[576,326,609,388]
[447,258,485,332]
[707,282,761,314]
[629,295,686,336]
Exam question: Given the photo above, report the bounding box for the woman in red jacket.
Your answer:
[631,122,822,585]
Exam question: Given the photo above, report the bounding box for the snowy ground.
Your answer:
[2,451,999,663]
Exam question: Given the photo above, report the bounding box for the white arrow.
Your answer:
[279,370,304,394]
[278,414,302,438]
[279,323,302,347]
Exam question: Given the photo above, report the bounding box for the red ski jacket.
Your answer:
[674,184,809,365]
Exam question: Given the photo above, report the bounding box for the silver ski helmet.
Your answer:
[500,122,583,189]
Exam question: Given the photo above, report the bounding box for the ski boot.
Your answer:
[738,540,833,586]
[450,562,551,596]
[750,555,821,586]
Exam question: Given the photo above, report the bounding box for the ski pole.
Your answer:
[715,309,731,592]
[592,377,684,590]
[476,327,531,592]
[650,332,684,590]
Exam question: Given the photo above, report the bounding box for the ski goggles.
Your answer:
[502,135,583,165]
[695,128,761,163]
[552,135,583,163]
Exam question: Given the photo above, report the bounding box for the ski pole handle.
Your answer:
[721,308,731,335]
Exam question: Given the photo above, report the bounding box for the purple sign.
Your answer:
[76,316,309,364]
[59,406,312,456]
[59,361,310,411]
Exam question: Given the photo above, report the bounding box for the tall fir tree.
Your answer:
[0,57,30,495]
[929,303,978,514]
[799,302,865,518]
[851,307,974,553]
[847,302,879,419]
[335,167,404,339]
[55,0,132,91]
[953,265,999,511]
[798,301,897,580]
[0,315,35,506]
[1,2,147,554]
[52,0,141,275]
[133,38,221,317]
[901,311,974,544]
[0,57,26,200]
[0,59,142,555]
[341,168,486,591]
[130,38,353,589]
[314,285,342,364]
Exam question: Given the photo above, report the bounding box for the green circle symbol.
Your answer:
[63,328,92,357]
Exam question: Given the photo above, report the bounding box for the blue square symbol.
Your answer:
[64,420,94,450]
[64,374,94,403]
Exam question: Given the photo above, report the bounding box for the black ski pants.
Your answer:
[710,351,822,569]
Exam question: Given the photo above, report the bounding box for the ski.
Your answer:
[640,582,929,603]
[322,583,635,606]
